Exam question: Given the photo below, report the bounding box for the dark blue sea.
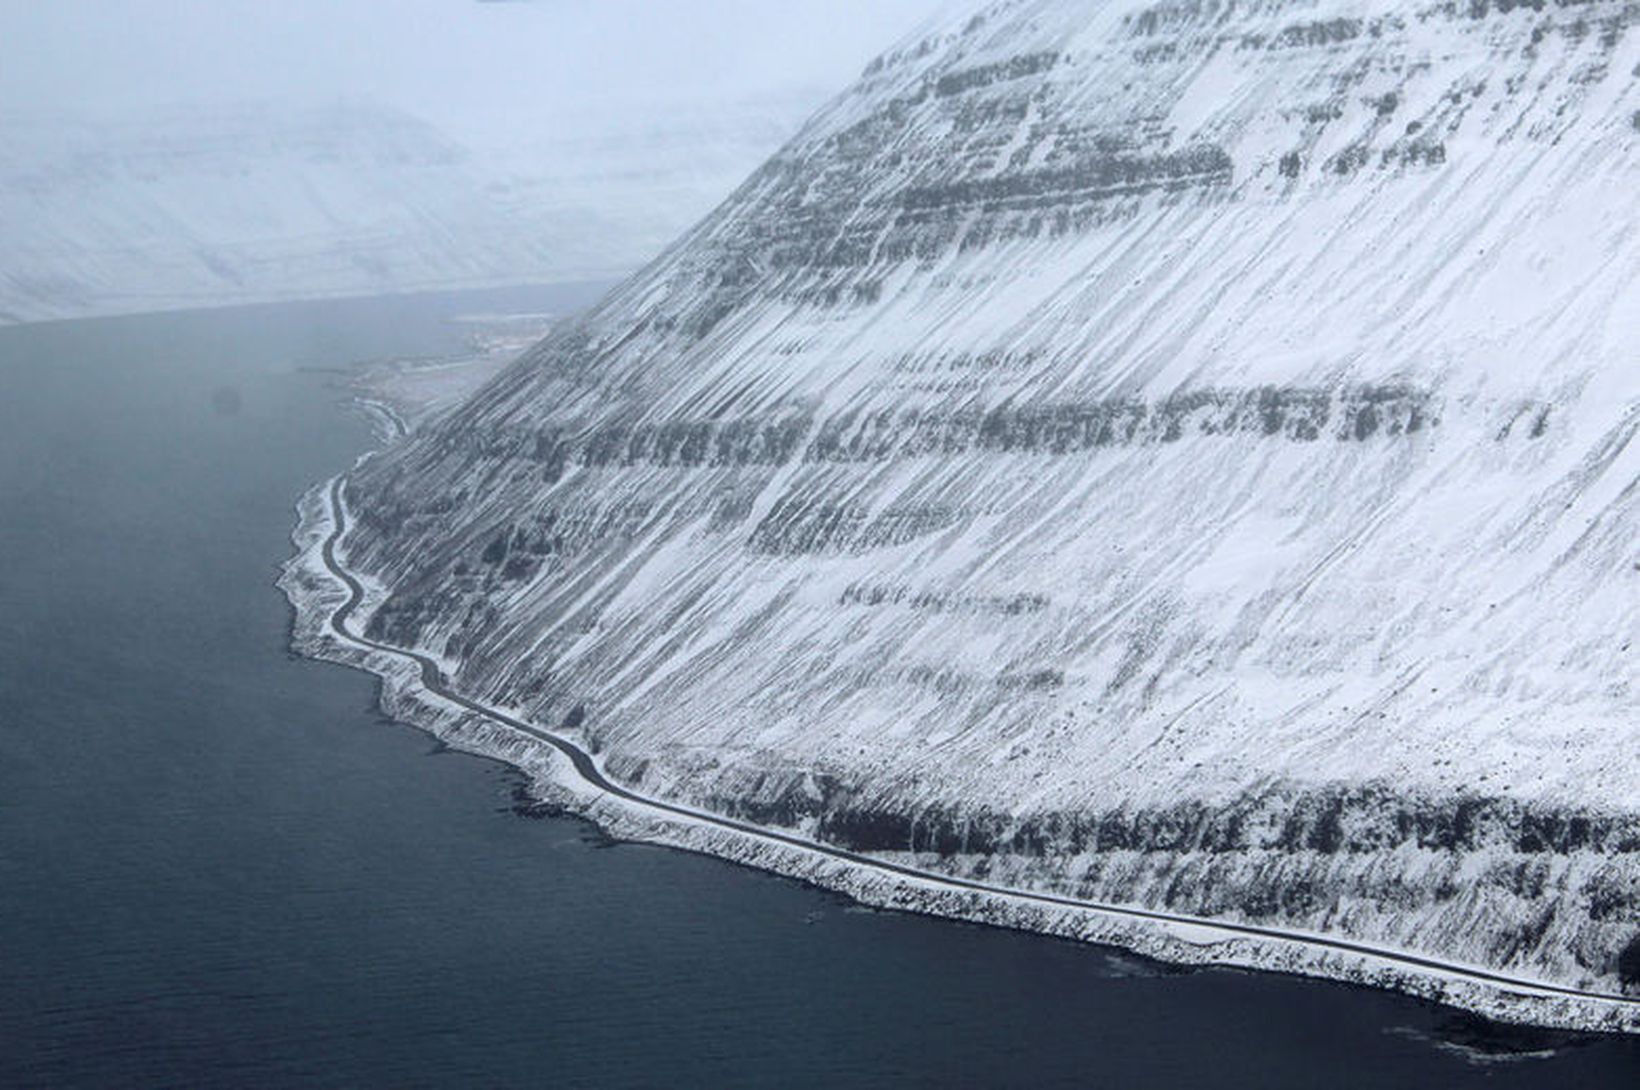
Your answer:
[1,288,1635,1088]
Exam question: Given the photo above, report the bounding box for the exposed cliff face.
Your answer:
[337,0,1640,996]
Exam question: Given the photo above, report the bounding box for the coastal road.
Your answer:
[320,476,1639,1018]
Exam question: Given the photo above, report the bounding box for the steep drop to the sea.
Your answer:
[326,0,1640,1014]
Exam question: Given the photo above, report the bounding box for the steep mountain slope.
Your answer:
[332,0,1640,1009]
[0,99,809,324]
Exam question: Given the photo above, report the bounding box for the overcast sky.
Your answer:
[0,1,947,140]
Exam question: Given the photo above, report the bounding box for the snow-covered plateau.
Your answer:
[290,0,1640,1026]
[0,99,809,324]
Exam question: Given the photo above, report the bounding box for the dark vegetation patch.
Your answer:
[1330,143,1373,175]
[897,144,1233,216]
[683,780,1640,863]
[839,582,1049,615]
[934,52,1061,98]
[1268,18,1363,49]
[746,497,963,556]
[441,387,1436,489]
[1127,0,1222,37]
[1619,933,1640,989]
[806,385,1431,461]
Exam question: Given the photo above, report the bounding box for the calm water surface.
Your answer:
[1,290,1635,1088]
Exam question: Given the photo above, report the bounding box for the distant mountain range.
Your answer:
[0,97,816,323]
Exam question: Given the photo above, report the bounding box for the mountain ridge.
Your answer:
[316,0,1640,1014]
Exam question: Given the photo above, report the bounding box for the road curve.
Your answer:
[319,475,1639,1015]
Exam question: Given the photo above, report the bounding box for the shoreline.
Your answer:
[279,470,1640,1037]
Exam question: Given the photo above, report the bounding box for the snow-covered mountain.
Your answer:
[325,0,1640,1015]
[0,98,812,324]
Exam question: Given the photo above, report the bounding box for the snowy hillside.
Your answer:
[0,99,810,324]
[329,0,1640,1010]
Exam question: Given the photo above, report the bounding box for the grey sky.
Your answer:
[0,1,948,139]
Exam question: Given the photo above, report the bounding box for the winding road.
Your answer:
[320,476,1638,1018]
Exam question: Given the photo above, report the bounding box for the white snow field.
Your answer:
[298,0,1640,1023]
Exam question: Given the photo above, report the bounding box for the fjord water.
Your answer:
[0,292,1633,1089]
